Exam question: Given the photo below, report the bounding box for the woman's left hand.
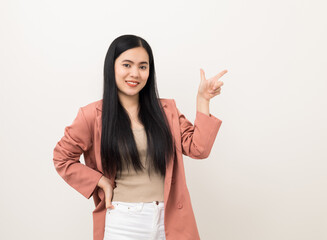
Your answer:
[197,68,228,101]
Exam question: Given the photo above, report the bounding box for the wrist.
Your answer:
[97,175,105,188]
[197,94,210,103]
[196,95,210,116]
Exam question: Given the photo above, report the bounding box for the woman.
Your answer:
[53,34,227,240]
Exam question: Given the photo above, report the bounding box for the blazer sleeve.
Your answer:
[173,99,223,159]
[53,107,103,199]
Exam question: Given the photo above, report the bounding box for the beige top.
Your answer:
[112,127,165,202]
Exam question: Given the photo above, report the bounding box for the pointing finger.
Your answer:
[214,69,228,80]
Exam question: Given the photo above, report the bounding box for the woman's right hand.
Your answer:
[97,176,115,209]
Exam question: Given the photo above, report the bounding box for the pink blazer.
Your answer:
[53,98,222,240]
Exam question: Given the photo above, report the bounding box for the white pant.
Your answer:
[103,201,166,240]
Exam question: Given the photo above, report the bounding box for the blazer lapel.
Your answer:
[95,106,103,174]
[162,104,176,204]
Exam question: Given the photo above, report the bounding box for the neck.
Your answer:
[118,92,140,113]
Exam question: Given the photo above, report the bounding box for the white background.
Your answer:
[1,0,326,239]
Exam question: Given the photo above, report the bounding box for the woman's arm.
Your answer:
[175,68,227,159]
[53,107,103,199]
[174,99,222,159]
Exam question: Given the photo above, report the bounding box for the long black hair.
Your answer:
[101,34,175,180]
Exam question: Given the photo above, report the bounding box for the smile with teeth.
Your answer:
[126,81,139,86]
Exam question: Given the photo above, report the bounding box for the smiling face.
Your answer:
[114,47,150,101]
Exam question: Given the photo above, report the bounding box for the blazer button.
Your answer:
[177,203,183,209]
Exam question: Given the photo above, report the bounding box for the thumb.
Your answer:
[107,201,114,209]
[200,68,206,82]
[105,191,114,209]
[106,198,114,209]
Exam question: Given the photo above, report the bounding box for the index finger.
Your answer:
[214,69,228,80]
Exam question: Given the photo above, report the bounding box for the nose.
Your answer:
[129,66,139,78]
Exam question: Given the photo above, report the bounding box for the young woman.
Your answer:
[53,34,227,240]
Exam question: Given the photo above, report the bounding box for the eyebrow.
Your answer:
[122,59,149,65]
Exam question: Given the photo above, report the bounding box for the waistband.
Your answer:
[110,201,164,212]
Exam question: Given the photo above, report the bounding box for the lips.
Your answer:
[125,81,139,87]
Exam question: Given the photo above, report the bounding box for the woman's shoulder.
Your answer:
[159,98,175,107]
[76,99,102,128]
[79,99,102,113]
